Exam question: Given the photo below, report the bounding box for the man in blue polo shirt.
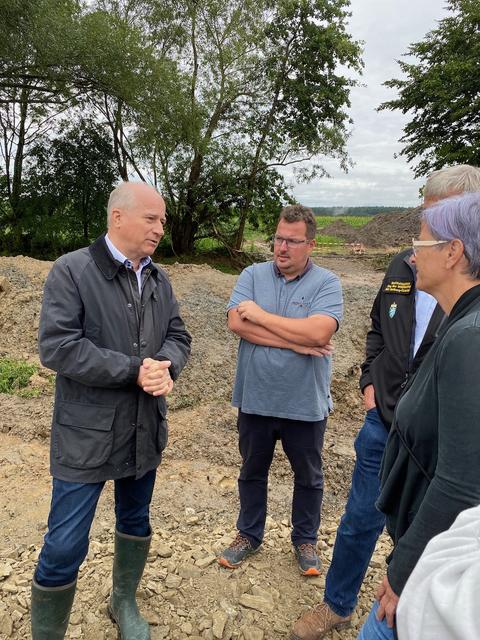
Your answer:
[217,205,343,575]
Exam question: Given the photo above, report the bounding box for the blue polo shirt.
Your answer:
[227,261,343,422]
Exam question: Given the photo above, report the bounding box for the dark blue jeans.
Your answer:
[236,410,327,548]
[325,408,388,617]
[35,470,156,587]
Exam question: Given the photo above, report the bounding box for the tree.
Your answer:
[134,0,362,254]
[14,117,117,256]
[0,0,168,251]
[0,0,82,250]
[380,0,480,177]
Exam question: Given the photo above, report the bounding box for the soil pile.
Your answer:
[357,208,422,248]
[318,220,359,243]
[0,254,390,640]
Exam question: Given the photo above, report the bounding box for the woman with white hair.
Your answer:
[357,191,480,640]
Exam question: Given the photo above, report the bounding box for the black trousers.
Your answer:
[236,410,327,547]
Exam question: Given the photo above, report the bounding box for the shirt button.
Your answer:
[127,303,132,308]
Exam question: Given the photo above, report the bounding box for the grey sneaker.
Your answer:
[218,533,258,569]
[291,602,351,639]
[293,543,321,576]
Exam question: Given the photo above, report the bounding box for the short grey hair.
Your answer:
[106,182,136,227]
[422,192,480,279]
[279,204,317,240]
[424,165,480,200]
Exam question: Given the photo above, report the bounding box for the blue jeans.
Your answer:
[325,408,388,617]
[357,601,396,640]
[35,470,156,587]
[236,411,327,547]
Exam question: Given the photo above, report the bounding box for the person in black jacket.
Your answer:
[291,165,480,640]
[30,182,191,640]
[359,191,480,639]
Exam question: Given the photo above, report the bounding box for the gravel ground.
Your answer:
[0,253,391,640]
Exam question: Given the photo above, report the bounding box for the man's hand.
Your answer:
[376,575,399,628]
[237,300,268,325]
[363,384,376,411]
[291,342,335,357]
[137,358,173,396]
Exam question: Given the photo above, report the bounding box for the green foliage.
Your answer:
[134,0,363,253]
[0,357,37,396]
[0,0,363,257]
[315,215,372,228]
[13,117,117,256]
[380,0,480,176]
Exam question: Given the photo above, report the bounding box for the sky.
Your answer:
[284,0,450,208]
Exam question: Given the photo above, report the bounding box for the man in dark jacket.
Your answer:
[291,165,480,640]
[30,182,191,640]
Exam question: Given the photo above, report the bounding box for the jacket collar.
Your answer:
[447,283,480,323]
[89,234,158,280]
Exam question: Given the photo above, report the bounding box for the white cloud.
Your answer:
[284,0,449,207]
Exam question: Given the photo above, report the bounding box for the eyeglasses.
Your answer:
[411,238,449,256]
[273,235,310,247]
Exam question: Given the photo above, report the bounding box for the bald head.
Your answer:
[106,181,166,268]
[107,182,164,227]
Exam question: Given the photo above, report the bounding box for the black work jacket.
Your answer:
[359,250,444,428]
[39,235,191,482]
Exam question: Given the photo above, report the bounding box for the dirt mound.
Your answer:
[319,220,359,243]
[357,207,422,248]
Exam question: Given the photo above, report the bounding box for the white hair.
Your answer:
[107,182,138,227]
[424,165,480,200]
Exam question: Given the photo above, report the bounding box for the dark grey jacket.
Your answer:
[378,284,480,595]
[39,235,191,482]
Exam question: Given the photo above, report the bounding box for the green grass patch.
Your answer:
[194,237,224,251]
[315,234,343,245]
[0,357,38,396]
[316,215,373,228]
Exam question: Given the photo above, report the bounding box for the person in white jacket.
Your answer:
[397,504,480,640]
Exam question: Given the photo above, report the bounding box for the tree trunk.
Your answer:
[234,207,249,251]
[170,213,197,254]
[10,88,29,252]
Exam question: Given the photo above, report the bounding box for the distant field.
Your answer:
[315,215,373,228]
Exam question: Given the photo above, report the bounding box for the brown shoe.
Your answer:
[291,602,351,640]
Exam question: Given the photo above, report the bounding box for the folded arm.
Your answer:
[235,300,337,347]
[228,309,333,356]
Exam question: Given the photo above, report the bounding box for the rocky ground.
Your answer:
[0,253,392,640]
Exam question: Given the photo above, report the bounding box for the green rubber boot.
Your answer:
[108,529,152,640]
[31,578,76,639]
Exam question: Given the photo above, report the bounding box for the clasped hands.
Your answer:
[137,358,173,396]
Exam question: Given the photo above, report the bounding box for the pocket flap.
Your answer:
[57,401,115,431]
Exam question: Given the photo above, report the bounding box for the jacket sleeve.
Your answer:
[359,285,384,391]
[39,258,141,387]
[154,275,191,381]
[387,325,480,595]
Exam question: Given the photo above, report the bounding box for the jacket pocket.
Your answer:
[53,401,115,469]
